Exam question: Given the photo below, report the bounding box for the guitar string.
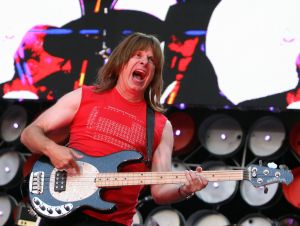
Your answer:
[29,171,260,186]
[30,170,281,181]
[32,171,248,181]
[32,170,247,177]
[30,172,282,183]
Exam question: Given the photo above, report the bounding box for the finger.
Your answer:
[70,150,83,159]
[189,170,199,182]
[185,170,193,183]
[187,170,205,190]
[197,174,208,188]
[67,168,77,176]
[194,167,208,184]
[196,166,203,172]
[70,159,81,174]
[186,171,199,193]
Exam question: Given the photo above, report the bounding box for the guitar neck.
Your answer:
[95,170,247,187]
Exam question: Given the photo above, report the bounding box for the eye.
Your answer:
[148,57,155,64]
[135,52,142,58]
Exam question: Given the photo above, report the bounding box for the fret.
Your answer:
[95,170,245,187]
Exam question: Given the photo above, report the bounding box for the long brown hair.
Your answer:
[94,32,165,112]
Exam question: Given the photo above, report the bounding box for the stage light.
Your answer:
[0,105,27,143]
[0,194,17,226]
[144,206,185,226]
[0,150,24,189]
[248,116,286,159]
[278,215,300,226]
[238,213,274,226]
[289,122,300,161]
[195,161,238,205]
[132,210,143,226]
[168,111,196,155]
[172,160,188,172]
[282,167,300,209]
[186,210,230,226]
[240,179,280,208]
[198,114,243,157]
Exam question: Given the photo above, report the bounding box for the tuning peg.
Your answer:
[264,186,268,194]
[267,162,277,169]
[259,160,263,166]
[279,164,289,170]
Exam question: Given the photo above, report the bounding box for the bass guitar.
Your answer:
[28,150,293,219]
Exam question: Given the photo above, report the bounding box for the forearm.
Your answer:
[21,124,58,156]
[150,167,207,205]
[151,183,192,204]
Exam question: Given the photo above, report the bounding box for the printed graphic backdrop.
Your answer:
[1,0,299,110]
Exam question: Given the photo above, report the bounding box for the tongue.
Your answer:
[133,71,145,81]
[133,74,143,81]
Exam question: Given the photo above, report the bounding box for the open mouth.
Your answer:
[133,69,146,81]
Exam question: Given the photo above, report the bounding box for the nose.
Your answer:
[139,56,149,65]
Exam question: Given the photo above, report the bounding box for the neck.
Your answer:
[95,170,246,187]
[115,86,143,103]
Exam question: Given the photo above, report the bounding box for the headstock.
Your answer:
[247,164,294,188]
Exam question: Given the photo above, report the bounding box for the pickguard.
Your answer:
[49,161,99,202]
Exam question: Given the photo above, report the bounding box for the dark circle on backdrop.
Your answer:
[282,167,300,209]
[240,178,280,208]
[195,161,238,205]
[198,113,243,157]
[132,209,143,225]
[172,160,189,172]
[238,213,274,226]
[168,111,196,155]
[248,115,286,159]
[0,105,27,143]
[186,209,230,226]
[278,214,300,226]
[0,151,24,189]
[0,194,17,226]
[289,122,300,162]
[144,206,186,226]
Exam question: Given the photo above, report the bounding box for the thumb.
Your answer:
[196,166,203,172]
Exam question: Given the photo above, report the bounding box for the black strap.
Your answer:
[146,106,155,167]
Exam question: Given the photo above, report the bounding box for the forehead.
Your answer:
[134,48,154,55]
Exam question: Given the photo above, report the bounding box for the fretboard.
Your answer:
[95,170,248,187]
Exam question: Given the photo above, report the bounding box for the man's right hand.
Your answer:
[47,145,83,175]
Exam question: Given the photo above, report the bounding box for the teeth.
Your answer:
[136,70,145,74]
[133,70,146,79]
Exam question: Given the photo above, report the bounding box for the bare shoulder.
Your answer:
[56,88,82,107]
[157,119,174,152]
[163,120,173,136]
[32,88,83,130]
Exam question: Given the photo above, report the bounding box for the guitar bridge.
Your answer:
[29,171,44,194]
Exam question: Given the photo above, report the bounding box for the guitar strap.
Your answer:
[146,106,155,168]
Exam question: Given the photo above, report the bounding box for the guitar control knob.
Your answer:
[64,205,70,211]
[47,208,53,214]
[33,198,40,205]
[264,186,269,194]
[40,205,46,211]
[55,208,62,214]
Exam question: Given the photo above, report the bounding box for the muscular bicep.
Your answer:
[151,120,174,172]
[32,88,82,133]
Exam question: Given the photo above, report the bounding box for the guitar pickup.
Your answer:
[29,171,44,194]
[54,170,67,192]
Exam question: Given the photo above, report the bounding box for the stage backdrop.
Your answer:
[1,0,299,110]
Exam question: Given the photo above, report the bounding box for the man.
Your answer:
[21,32,208,226]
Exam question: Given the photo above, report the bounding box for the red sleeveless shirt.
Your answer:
[68,86,167,226]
